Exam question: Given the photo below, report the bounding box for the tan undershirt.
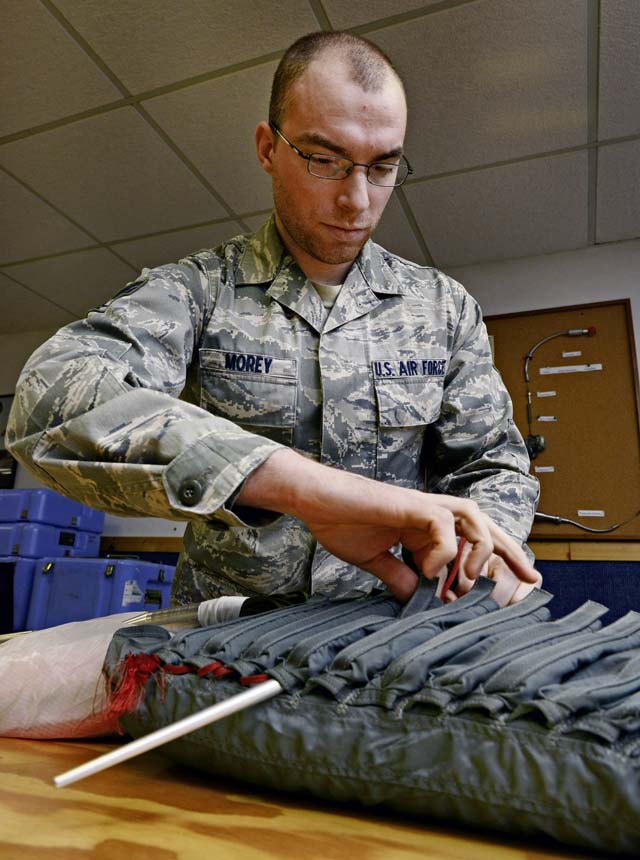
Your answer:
[311,281,343,309]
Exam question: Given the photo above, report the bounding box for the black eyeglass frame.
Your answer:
[269,123,413,188]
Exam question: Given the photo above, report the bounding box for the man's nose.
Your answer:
[336,166,370,212]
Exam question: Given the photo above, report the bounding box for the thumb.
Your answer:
[359,551,420,603]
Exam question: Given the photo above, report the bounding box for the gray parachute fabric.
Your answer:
[103,579,640,856]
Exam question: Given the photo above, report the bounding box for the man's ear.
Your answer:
[255,121,275,175]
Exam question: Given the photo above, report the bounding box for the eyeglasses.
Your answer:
[270,123,413,188]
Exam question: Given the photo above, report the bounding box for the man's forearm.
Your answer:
[236,447,540,604]
[235,448,392,523]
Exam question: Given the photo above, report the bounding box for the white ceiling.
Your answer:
[1,0,639,334]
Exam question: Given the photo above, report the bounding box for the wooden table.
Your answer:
[0,737,609,860]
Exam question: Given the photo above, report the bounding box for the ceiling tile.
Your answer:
[0,170,92,264]
[1,329,60,392]
[373,0,588,177]
[596,140,640,243]
[145,64,277,213]
[241,214,274,234]
[599,0,640,139]
[0,272,75,334]
[323,0,441,29]
[0,107,226,240]
[3,0,637,317]
[1,0,120,137]
[5,249,137,318]
[404,151,589,268]
[53,0,318,92]
[114,221,246,271]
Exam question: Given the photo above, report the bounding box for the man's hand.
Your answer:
[236,448,539,602]
[442,542,543,607]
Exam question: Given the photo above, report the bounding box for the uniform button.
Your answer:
[179,479,203,506]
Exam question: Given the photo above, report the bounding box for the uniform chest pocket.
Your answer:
[374,377,444,485]
[200,348,297,446]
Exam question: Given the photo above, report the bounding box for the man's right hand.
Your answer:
[236,448,539,603]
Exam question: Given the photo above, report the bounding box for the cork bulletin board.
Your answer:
[485,300,640,540]
[0,394,17,490]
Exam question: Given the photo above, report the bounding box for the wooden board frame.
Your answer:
[486,299,640,540]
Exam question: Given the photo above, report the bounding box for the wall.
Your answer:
[447,239,640,361]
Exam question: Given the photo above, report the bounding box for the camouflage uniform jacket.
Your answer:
[8,215,538,602]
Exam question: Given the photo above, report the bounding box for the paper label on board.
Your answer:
[577,510,605,518]
[537,391,556,398]
[562,350,582,358]
[122,579,144,606]
[535,466,555,473]
[538,416,557,422]
[539,363,603,375]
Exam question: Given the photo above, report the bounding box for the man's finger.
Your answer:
[426,495,539,586]
[482,554,543,606]
[454,542,486,596]
[431,497,494,578]
[411,534,458,580]
[487,523,540,584]
[508,577,542,604]
[359,551,419,603]
[403,506,458,579]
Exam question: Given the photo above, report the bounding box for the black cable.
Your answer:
[524,327,596,383]
[535,509,640,534]
[523,327,596,459]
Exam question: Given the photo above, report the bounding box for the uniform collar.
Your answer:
[234,213,286,285]
[355,235,406,297]
[234,214,407,333]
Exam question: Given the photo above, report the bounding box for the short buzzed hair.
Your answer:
[269,31,404,128]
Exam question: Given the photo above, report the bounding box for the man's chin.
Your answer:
[312,234,371,265]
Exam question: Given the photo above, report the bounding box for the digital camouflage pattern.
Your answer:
[7,215,538,602]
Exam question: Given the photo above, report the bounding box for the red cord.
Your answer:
[196,661,223,677]
[239,673,270,686]
[162,664,191,675]
[105,653,163,720]
[440,538,467,599]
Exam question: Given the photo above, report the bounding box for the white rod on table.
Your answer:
[53,679,283,788]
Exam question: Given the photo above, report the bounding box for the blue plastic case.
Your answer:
[0,488,105,533]
[0,522,100,559]
[26,557,176,630]
[0,558,37,632]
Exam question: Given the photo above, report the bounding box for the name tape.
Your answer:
[373,359,447,379]
[224,352,274,374]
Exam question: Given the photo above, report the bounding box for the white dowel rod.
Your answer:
[53,679,283,788]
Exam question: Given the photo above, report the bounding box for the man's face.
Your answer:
[258,57,407,282]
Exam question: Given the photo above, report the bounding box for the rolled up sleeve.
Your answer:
[7,260,283,523]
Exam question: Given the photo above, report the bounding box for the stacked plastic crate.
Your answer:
[0,488,175,632]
